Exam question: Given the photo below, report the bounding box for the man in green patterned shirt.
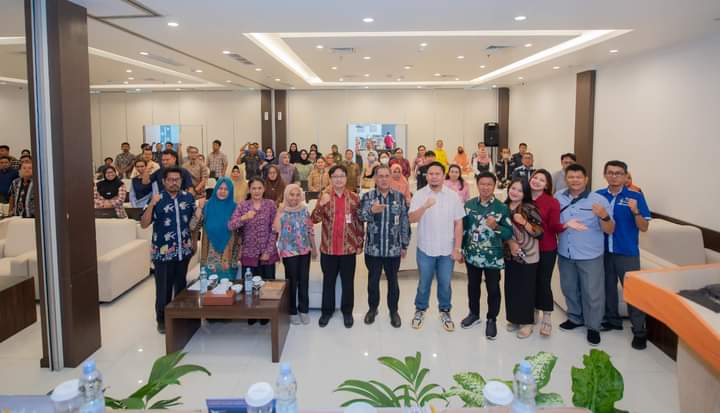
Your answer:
[461,171,513,340]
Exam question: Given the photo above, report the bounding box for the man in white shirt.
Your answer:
[409,161,465,332]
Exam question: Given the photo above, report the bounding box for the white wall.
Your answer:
[89,90,261,165]
[0,85,31,155]
[286,89,497,157]
[510,31,720,231]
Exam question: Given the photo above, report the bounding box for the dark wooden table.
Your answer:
[0,276,37,342]
[164,281,290,362]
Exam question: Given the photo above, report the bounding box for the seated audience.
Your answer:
[8,161,35,218]
[512,142,528,167]
[295,150,313,190]
[264,164,286,204]
[453,146,472,174]
[0,156,19,203]
[237,143,263,180]
[329,144,343,165]
[495,147,514,189]
[0,145,20,170]
[308,157,330,192]
[309,144,322,159]
[96,157,114,179]
[93,165,128,218]
[511,152,536,185]
[277,152,300,185]
[132,148,160,177]
[552,153,576,193]
[445,164,470,203]
[129,159,153,208]
[472,143,494,177]
[433,139,449,167]
[287,142,302,164]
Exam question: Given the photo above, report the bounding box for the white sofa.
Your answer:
[0,218,36,279]
[551,218,720,314]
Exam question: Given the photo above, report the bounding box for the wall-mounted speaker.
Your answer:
[484,122,499,147]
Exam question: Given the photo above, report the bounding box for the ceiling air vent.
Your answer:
[330,47,355,54]
[144,53,183,67]
[225,53,255,65]
[486,45,512,51]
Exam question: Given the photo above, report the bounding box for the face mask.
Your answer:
[380,157,389,165]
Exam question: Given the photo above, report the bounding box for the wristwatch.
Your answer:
[601,215,612,222]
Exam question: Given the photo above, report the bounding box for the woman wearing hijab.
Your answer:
[454,145,472,174]
[288,142,302,164]
[93,165,127,218]
[230,165,248,203]
[190,177,239,279]
[277,152,300,185]
[472,143,494,177]
[389,163,412,203]
[264,164,286,204]
[295,150,313,191]
[261,147,277,179]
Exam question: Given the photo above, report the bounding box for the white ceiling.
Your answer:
[1,0,719,91]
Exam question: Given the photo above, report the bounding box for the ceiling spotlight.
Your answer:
[514,15,527,21]
[403,65,412,70]
[125,69,132,73]
[139,51,149,56]
[339,78,344,81]
[222,50,231,55]
[193,69,203,73]
[417,86,423,89]
[364,86,369,89]
[491,84,497,88]
[175,88,182,91]
[609,49,619,53]
[177,80,182,84]
[362,17,374,23]
[135,88,141,91]
[455,78,460,81]
[456,55,465,59]
[419,42,428,47]
[225,80,232,83]
[396,78,402,81]
[167,22,179,27]
[127,77,135,80]
[316,45,324,49]
[255,68,263,72]
[517,76,524,80]
[363,73,370,77]
[123,81,128,85]
[524,43,533,48]
[433,73,441,77]
[290,87,296,90]
[480,65,486,69]
[331,66,338,70]
[553,66,561,70]
[275,78,281,81]
[363,56,371,60]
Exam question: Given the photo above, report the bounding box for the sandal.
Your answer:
[517,325,533,339]
[506,323,519,332]
[540,319,552,336]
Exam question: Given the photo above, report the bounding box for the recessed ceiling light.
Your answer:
[419,42,428,47]
[609,49,619,54]
[455,78,460,81]
[225,80,232,83]
[316,45,324,49]
[396,78,402,81]
[417,86,423,89]
[433,73,441,77]
[193,69,203,73]
[290,87,296,90]
[275,78,281,81]
[127,77,135,80]
[403,65,412,70]
[125,69,132,73]
[123,81,128,84]
[491,84,497,88]
[135,88,141,91]
[222,50,231,55]
[249,87,255,90]
[364,86,369,89]
[553,66,561,70]
[339,78,344,81]
[167,22,179,27]
[524,43,533,48]
[514,15,527,21]
[331,66,338,70]
[363,56,371,60]
[518,76,524,80]
[176,88,182,91]
[139,51,149,56]
[363,73,370,77]
[456,55,465,59]
[255,68,263,72]
[362,17,374,23]
[177,80,182,84]
[480,65,486,69]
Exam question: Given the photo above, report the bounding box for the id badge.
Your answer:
[394,215,400,225]
[472,232,480,242]
[345,213,352,224]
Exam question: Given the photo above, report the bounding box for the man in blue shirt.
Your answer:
[597,160,651,350]
[143,149,194,196]
[555,164,615,346]
[0,156,19,203]
[358,165,410,328]
[141,166,197,334]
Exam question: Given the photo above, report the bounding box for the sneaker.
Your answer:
[440,311,455,332]
[318,314,331,328]
[506,323,519,332]
[157,321,165,334]
[600,322,623,332]
[299,313,310,325]
[517,325,533,339]
[461,314,481,329]
[390,312,402,328]
[559,319,583,331]
[343,314,354,328]
[587,329,601,346]
[485,319,497,340]
[290,315,301,325]
[631,336,647,350]
[412,310,425,330]
[364,309,378,325]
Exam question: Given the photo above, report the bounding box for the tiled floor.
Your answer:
[0,266,679,412]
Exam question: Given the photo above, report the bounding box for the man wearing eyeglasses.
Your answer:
[597,160,651,350]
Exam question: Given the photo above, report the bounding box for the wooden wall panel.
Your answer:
[498,87,510,149]
[574,70,597,185]
[275,90,287,152]
[260,90,272,150]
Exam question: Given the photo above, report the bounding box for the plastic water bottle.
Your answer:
[79,360,105,413]
[199,267,208,294]
[510,360,536,413]
[275,363,297,413]
[244,268,253,296]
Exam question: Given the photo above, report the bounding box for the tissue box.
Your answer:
[202,290,236,306]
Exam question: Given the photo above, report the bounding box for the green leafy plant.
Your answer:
[335,352,447,408]
[105,351,211,409]
[445,351,563,408]
[571,349,627,413]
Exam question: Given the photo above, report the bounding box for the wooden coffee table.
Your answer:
[0,276,37,342]
[164,281,290,362]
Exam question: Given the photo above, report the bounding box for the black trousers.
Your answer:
[535,251,557,312]
[153,258,190,322]
[505,260,538,325]
[466,263,501,321]
[365,255,400,313]
[242,264,277,280]
[282,254,311,315]
[320,253,356,316]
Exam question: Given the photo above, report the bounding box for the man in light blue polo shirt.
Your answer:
[597,160,651,350]
[555,163,615,346]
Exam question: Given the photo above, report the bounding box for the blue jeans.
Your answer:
[414,249,454,312]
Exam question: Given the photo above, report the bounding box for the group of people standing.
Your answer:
[0,145,34,218]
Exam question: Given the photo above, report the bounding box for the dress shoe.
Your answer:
[390,312,401,328]
[364,309,378,325]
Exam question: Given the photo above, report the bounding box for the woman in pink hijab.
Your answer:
[388,163,412,203]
